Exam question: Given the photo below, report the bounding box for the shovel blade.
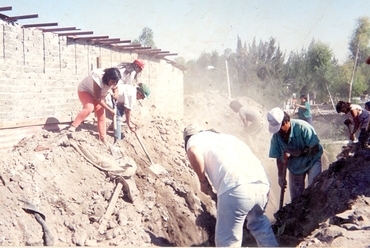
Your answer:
[149,163,167,175]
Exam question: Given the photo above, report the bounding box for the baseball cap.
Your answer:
[138,83,151,98]
[133,59,145,69]
[183,124,203,141]
[267,107,284,133]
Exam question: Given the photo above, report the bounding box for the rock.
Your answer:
[73,227,87,246]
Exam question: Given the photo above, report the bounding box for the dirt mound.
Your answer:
[0,115,216,246]
[274,147,370,247]
[0,90,368,247]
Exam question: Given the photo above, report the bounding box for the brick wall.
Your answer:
[0,21,184,152]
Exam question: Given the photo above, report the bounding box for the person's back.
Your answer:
[186,131,270,196]
[239,107,258,122]
[185,128,277,247]
[116,82,137,109]
[349,104,369,128]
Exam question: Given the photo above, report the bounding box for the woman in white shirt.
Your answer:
[116,59,144,85]
[68,67,121,144]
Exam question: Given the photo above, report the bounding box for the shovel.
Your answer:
[134,131,167,175]
[110,99,122,160]
[279,153,289,210]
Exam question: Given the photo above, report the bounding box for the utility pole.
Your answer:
[225,60,231,99]
[349,40,360,102]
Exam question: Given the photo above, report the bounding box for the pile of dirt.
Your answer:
[0,90,368,247]
[274,147,370,247]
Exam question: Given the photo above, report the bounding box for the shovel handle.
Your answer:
[279,153,288,209]
[111,95,117,130]
[134,131,154,165]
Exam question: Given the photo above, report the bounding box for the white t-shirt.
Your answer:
[116,83,137,110]
[347,104,370,128]
[119,68,137,85]
[186,131,270,196]
[77,69,111,98]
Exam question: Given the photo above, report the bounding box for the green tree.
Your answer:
[348,17,370,100]
[305,40,335,102]
[132,27,156,48]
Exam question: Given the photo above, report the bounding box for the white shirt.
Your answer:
[77,69,111,97]
[119,68,137,85]
[116,83,137,109]
[347,104,370,128]
[186,131,270,196]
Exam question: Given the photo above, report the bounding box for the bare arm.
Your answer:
[93,82,115,116]
[186,146,209,194]
[124,107,137,132]
[350,109,361,137]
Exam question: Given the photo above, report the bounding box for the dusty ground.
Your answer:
[0,90,368,247]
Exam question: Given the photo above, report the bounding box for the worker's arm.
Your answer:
[241,118,250,127]
[350,109,361,140]
[186,146,209,194]
[93,81,115,116]
[295,103,306,109]
[124,107,136,132]
[276,158,287,189]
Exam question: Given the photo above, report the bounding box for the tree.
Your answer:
[306,40,334,102]
[132,27,156,48]
[348,17,370,101]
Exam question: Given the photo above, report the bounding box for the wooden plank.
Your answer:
[0,116,72,129]
[5,14,38,21]
[73,35,109,40]
[22,22,58,28]
[100,40,131,44]
[57,31,93,36]
[113,44,141,48]
[0,6,12,11]
[42,27,77,32]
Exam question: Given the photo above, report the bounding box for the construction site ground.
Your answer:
[0,90,369,247]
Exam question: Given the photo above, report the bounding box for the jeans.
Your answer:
[216,183,278,247]
[114,103,125,141]
[358,128,369,147]
[289,159,321,201]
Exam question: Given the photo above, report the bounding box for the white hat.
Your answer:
[267,107,284,133]
[183,124,203,141]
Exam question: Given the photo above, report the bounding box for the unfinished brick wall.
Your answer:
[0,22,184,152]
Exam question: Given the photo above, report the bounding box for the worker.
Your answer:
[336,101,370,148]
[295,95,312,125]
[116,59,145,85]
[68,67,121,144]
[267,107,323,202]
[106,82,151,143]
[183,124,278,247]
[229,100,261,134]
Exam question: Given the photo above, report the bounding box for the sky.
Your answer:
[1,0,370,63]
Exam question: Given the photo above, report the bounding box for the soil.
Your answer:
[0,90,369,247]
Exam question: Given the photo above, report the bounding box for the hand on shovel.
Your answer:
[128,124,137,132]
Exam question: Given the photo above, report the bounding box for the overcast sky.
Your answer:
[1,0,370,63]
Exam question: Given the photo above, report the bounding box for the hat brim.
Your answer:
[268,123,282,134]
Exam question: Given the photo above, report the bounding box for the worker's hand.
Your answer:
[200,180,210,194]
[113,92,119,101]
[344,119,352,126]
[278,176,287,189]
[128,125,137,132]
[284,148,302,157]
[349,133,355,141]
[109,108,116,117]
